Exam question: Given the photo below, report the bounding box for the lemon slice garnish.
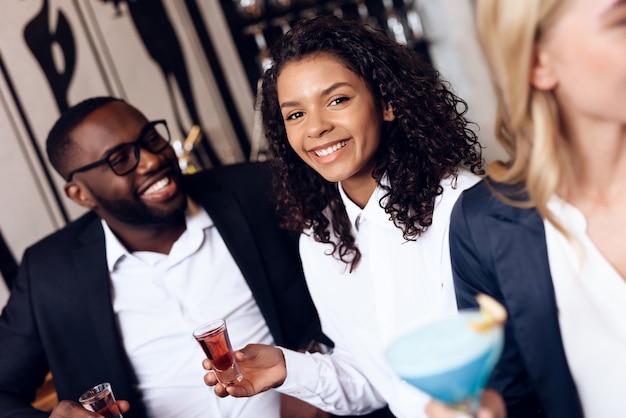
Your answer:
[467,293,508,332]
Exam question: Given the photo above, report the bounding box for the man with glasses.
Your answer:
[0,96,332,418]
[65,119,171,182]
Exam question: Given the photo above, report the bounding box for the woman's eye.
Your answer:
[330,96,349,106]
[286,111,304,120]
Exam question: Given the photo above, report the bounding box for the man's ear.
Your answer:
[64,182,96,210]
[383,103,395,122]
[531,46,558,91]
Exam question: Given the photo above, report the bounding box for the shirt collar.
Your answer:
[102,220,127,273]
[102,198,213,272]
[547,195,587,233]
[338,179,393,231]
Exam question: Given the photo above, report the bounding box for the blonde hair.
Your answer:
[477,0,574,230]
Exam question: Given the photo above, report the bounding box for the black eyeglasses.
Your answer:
[67,120,171,182]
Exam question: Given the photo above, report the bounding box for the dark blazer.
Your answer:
[0,162,326,418]
[449,179,584,418]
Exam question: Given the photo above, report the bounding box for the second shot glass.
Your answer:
[193,319,243,386]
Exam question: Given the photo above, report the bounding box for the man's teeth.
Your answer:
[314,140,348,157]
[144,177,170,194]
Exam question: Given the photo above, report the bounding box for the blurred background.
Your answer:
[0,0,502,306]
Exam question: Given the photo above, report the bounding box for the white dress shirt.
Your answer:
[545,198,626,418]
[277,171,481,418]
[103,200,278,418]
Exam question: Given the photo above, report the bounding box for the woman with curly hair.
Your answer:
[203,14,483,417]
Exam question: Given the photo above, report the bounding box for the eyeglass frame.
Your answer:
[66,119,171,182]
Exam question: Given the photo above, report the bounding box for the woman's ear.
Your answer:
[64,182,96,210]
[531,46,558,91]
[383,103,396,122]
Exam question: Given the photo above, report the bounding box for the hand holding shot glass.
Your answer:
[193,319,243,386]
[78,382,124,418]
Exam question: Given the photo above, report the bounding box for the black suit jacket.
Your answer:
[449,179,584,418]
[0,162,327,417]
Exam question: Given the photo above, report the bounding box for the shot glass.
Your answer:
[78,382,123,418]
[193,319,243,386]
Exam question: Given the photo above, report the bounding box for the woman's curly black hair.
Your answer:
[261,14,483,270]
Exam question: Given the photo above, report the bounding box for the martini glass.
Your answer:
[385,295,506,416]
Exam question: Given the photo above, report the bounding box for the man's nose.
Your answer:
[135,144,166,172]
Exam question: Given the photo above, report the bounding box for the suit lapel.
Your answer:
[72,221,124,360]
[485,208,582,417]
[188,179,284,344]
[68,217,146,411]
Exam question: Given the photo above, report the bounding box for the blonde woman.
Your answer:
[441,0,626,417]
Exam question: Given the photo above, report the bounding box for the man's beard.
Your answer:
[97,195,187,226]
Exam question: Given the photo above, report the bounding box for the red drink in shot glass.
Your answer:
[78,382,123,418]
[193,319,243,386]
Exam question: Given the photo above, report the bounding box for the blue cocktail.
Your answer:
[386,295,506,415]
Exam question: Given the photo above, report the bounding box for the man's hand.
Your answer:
[203,343,288,398]
[424,389,506,418]
[48,399,130,417]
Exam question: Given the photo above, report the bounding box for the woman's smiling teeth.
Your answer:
[143,177,170,195]
[314,140,348,157]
